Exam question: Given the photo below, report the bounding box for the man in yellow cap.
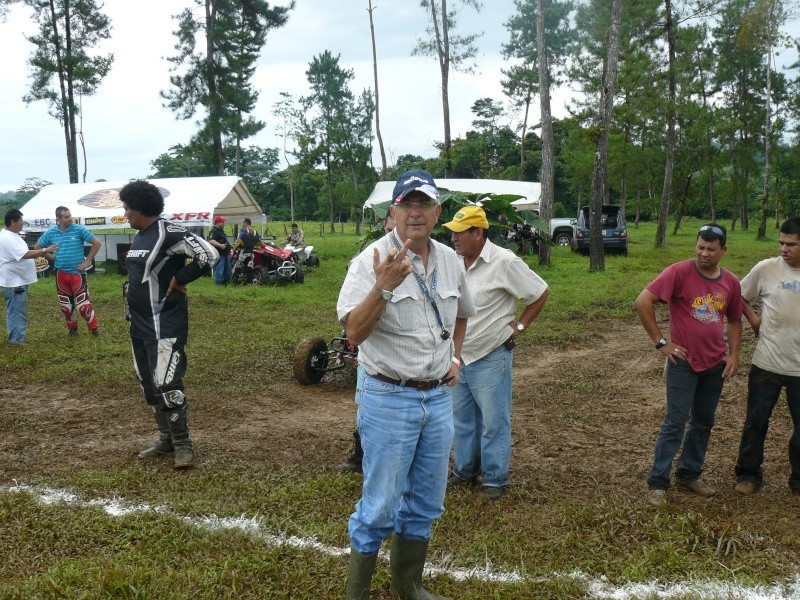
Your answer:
[443,205,549,499]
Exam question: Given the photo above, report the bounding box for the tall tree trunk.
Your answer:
[758,36,773,239]
[48,0,78,183]
[429,0,452,177]
[588,0,624,273]
[671,173,693,235]
[519,90,531,175]
[700,62,716,223]
[368,1,388,180]
[742,166,750,230]
[656,0,676,248]
[536,0,554,267]
[205,0,224,175]
[620,108,630,221]
[326,152,335,231]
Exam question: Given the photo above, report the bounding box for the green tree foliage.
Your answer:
[162,0,293,175]
[296,50,375,228]
[15,177,53,204]
[15,0,113,183]
[502,0,575,172]
[148,141,278,210]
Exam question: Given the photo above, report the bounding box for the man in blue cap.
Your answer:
[338,169,476,600]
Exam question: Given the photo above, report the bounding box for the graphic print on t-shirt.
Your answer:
[691,293,725,323]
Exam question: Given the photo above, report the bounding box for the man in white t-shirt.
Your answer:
[735,217,800,496]
[0,209,58,344]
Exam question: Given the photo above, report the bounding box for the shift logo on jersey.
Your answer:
[781,279,800,294]
[126,249,151,258]
[691,293,725,323]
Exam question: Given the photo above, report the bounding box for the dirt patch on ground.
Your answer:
[2,320,797,503]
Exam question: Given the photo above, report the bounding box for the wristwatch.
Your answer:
[374,285,393,301]
[655,337,668,350]
[516,322,525,332]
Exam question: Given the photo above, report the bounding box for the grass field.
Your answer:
[1,218,798,599]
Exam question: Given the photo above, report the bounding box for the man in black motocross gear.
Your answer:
[121,180,218,469]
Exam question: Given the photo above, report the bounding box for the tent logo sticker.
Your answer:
[77,186,170,210]
[77,188,123,209]
[84,217,107,226]
[111,216,128,225]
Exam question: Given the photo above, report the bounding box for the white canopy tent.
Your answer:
[20,176,263,232]
[363,179,541,214]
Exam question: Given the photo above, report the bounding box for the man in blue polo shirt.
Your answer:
[35,206,102,336]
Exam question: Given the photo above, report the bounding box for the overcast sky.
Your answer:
[0,0,562,193]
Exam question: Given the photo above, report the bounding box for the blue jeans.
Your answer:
[3,285,29,344]
[214,253,232,285]
[348,374,454,555]
[647,358,725,490]
[451,345,513,487]
[735,364,800,490]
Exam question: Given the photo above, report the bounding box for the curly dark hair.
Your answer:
[119,180,164,217]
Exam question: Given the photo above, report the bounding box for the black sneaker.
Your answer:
[68,329,78,336]
[91,329,100,337]
[337,457,363,474]
[481,485,506,500]
[448,473,476,487]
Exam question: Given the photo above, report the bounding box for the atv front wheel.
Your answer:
[293,337,329,384]
[252,266,269,285]
[293,267,305,283]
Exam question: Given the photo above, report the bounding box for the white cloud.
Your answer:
[0,0,540,192]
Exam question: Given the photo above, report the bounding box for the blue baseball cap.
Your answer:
[392,169,440,204]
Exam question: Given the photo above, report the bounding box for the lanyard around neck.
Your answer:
[389,234,450,340]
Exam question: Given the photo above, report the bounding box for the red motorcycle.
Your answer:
[231,241,304,285]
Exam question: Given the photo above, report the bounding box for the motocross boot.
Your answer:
[167,406,195,469]
[138,407,174,458]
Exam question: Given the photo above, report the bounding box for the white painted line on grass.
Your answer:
[3,483,799,599]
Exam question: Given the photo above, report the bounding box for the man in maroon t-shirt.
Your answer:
[635,223,742,507]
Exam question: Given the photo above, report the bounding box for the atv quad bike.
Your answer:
[231,241,305,285]
[293,333,358,385]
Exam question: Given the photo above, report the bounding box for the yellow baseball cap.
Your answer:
[443,205,489,232]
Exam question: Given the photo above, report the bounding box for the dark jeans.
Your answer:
[647,358,725,491]
[735,364,800,490]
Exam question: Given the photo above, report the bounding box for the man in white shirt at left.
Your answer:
[0,209,58,345]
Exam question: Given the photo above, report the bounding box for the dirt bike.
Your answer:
[293,333,358,384]
[230,241,304,285]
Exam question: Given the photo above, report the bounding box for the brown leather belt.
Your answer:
[371,373,451,390]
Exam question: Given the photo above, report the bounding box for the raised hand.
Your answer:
[373,239,412,291]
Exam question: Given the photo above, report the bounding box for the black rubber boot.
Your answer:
[345,546,378,600]
[338,429,364,474]
[167,406,194,469]
[390,536,451,600]
[138,408,174,458]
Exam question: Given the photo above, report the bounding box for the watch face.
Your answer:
[517,323,524,331]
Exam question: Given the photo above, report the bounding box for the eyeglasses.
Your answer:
[394,199,437,211]
[699,225,726,240]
